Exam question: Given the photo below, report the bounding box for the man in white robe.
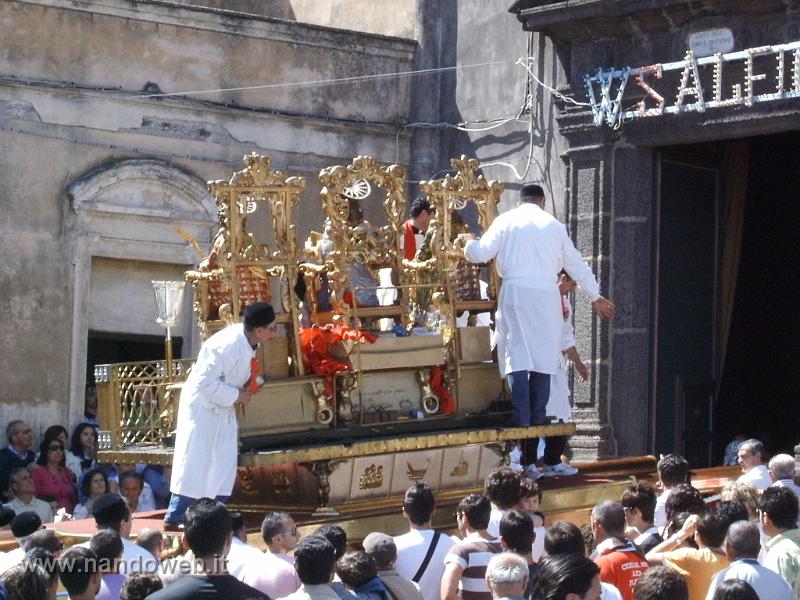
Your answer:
[461,183,614,477]
[164,302,277,526]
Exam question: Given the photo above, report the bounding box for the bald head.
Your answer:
[725,520,760,560]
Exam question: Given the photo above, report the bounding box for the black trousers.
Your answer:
[521,434,568,467]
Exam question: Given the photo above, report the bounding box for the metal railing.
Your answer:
[94,359,193,450]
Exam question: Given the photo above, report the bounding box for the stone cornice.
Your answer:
[10,0,417,60]
[513,0,798,41]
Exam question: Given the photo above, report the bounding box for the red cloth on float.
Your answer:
[299,324,377,396]
[430,365,455,414]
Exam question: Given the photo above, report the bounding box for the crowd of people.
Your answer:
[0,446,797,600]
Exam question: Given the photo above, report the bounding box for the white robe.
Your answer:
[464,203,600,376]
[547,297,576,422]
[170,323,254,499]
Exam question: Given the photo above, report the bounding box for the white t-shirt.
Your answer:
[737,464,772,491]
[393,529,455,600]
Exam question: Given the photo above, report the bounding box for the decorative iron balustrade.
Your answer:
[95,359,193,449]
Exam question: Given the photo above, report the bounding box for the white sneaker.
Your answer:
[541,461,578,477]
[523,464,542,480]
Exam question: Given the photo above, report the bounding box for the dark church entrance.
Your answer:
[654,131,800,467]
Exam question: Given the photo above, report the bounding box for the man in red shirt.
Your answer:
[402,198,435,260]
[591,500,649,600]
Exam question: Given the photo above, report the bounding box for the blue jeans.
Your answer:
[164,493,231,524]
[507,370,550,466]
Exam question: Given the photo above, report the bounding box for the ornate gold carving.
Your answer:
[359,464,384,490]
[450,452,469,477]
[271,471,292,495]
[186,153,306,376]
[406,457,430,482]
[319,156,408,324]
[238,466,259,496]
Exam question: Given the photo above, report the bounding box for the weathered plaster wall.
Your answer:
[0,0,416,436]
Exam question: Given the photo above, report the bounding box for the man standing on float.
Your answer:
[164,302,277,526]
[460,184,615,479]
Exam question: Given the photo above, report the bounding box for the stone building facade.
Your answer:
[511,0,800,462]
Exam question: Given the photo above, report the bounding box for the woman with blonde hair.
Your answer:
[719,482,760,520]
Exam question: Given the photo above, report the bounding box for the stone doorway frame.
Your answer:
[65,159,215,425]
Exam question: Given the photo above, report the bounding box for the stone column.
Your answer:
[559,127,656,460]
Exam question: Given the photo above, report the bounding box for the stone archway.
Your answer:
[66,159,214,425]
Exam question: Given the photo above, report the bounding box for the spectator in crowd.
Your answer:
[315,524,354,600]
[0,511,43,575]
[518,478,546,560]
[759,486,800,596]
[517,478,542,522]
[591,500,649,600]
[117,468,155,513]
[484,468,522,538]
[709,580,758,600]
[120,572,163,600]
[3,468,53,523]
[442,494,501,600]
[30,437,76,514]
[26,547,60,600]
[135,527,163,562]
[621,482,662,555]
[148,498,268,600]
[722,435,747,468]
[363,532,422,600]
[337,551,391,600]
[544,520,623,600]
[393,483,455,600]
[0,559,51,600]
[769,454,800,501]
[0,507,14,529]
[632,566,687,600]
[715,502,749,528]
[140,465,171,510]
[90,529,126,600]
[484,552,529,600]
[735,439,771,491]
[262,511,301,563]
[73,468,109,519]
[87,493,155,574]
[498,510,539,599]
[238,512,301,597]
[58,546,102,600]
[0,421,35,502]
[706,520,793,600]
[663,485,707,531]
[531,554,602,600]
[646,508,730,600]
[225,511,262,578]
[655,455,689,529]
[68,424,97,480]
[280,535,341,600]
[718,483,759,521]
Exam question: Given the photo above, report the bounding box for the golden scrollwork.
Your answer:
[185,153,306,376]
[271,471,292,495]
[359,464,384,490]
[319,156,408,324]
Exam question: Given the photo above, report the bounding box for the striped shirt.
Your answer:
[443,533,502,600]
